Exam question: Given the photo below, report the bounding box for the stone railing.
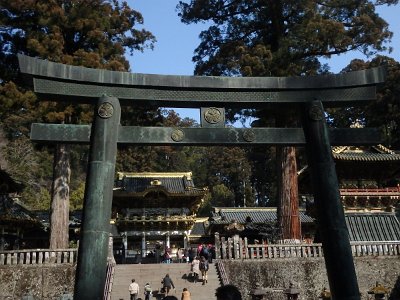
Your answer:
[351,241,400,257]
[103,258,116,300]
[104,236,116,300]
[215,259,230,286]
[0,248,77,265]
[215,235,400,260]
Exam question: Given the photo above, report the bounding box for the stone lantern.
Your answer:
[319,287,331,299]
[284,282,300,300]
[250,283,268,300]
[367,282,389,300]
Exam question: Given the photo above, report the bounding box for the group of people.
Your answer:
[189,255,209,285]
[157,243,215,264]
[128,274,190,300]
[127,244,225,299]
[129,276,242,300]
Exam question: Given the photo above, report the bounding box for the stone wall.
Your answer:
[1,256,399,299]
[0,264,75,299]
[222,256,400,300]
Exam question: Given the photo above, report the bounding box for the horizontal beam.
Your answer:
[32,78,377,107]
[30,123,382,146]
[18,55,385,107]
[19,54,386,89]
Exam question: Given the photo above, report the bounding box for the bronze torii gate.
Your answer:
[18,54,385,300]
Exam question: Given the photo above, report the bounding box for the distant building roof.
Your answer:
[332,145,400,162]
[114,172,207,196]
[190,222,207,236]
[0,195,40,226]
[0,169,23,194]
[210,207,314,224]
[345,212,400,241]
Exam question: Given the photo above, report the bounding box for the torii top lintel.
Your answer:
[18,54,385,108]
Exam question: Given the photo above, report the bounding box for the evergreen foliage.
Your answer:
[0,1,398,241]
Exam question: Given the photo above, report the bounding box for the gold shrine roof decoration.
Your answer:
[114,172,207,196]
[332,145,400,162]
[112,171,207,214]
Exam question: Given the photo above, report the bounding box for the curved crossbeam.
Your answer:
[18,54,385,107]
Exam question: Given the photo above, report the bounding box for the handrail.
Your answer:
[103,258,116,300]
[216,260,230,286]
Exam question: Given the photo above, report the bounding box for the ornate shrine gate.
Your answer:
[18,55,385,300]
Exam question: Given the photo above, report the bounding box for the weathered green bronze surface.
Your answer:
[302,101,360,300]
[31,78,377,107]
[30,123,382,145]
[18,54,385,107]
[18,54,385,88]
[74,96,120,300]
[19,54,386,299]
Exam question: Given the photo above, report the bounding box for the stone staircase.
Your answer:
[110,262,221,300]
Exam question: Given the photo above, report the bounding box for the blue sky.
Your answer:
[126,1,399,123]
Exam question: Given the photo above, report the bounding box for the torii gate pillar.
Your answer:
[302,101,359,300]
[74,95,120,300]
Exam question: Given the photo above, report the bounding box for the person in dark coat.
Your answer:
[162,274,175,296]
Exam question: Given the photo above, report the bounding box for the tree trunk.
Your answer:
[49,143,70,249]
[277,146,301,241]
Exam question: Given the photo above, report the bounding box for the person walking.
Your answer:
[200,243,209,261]
[177,248,184,263]
[181,287,191,300]
[161,273,175,296]
[129,279,140,300]
[188,248,195,263]
[199,256,209,285]
[190,256,200,283]
[144,282,152,300]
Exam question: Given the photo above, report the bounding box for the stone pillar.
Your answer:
[214,232,221,259]
[122,233,128,262]
[141,233,146,258]
[183,232,188,249]
[233,234,240,259]
[166,232,170,248]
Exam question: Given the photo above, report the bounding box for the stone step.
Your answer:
[110,263,221,300]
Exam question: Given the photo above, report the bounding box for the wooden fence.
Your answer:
[214,235,400,260]
[0,248,77,265]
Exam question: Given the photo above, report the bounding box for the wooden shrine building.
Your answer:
[0,169,44,250]
[111,172,207,263]
[300,144,400,242]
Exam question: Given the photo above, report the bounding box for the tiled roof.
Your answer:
[115,172,206,195]
[0,195,39,224]
[210,207,314,224]
[0,169,23,193]
[345,213,400,241]
[332,145,400,162]
[190,222,207,236]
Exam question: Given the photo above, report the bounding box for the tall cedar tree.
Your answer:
[0,0,155,248]
[178,0,397,240]
[327,56,400,148]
